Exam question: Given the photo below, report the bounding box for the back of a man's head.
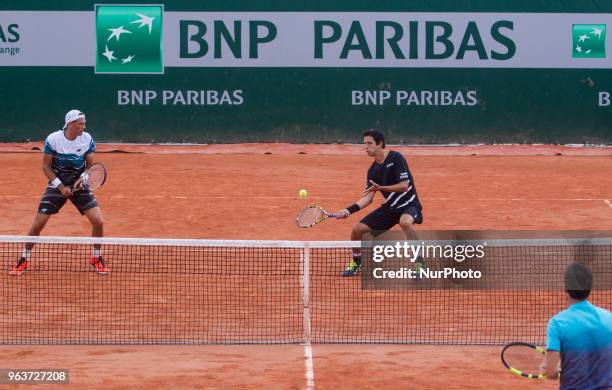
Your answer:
[564,262,593,301]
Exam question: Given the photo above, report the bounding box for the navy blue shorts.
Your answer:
[360,204,423,232]
[37,186,99,215]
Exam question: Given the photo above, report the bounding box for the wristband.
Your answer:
[50,178,62,188]
[346,204,360,214]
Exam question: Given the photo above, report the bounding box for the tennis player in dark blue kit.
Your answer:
[336,129,423,276]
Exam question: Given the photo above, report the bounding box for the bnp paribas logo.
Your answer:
[95,4,163,73]
[572,24,606,58]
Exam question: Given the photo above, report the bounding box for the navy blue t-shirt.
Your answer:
[366,151,420,211]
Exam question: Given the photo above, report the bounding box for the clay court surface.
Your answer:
[0,143,610,389]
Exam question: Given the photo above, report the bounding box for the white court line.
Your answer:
[605,200,612,209]
[304,344,314,390]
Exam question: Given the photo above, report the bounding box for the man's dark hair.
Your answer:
[363,129,385,148]
[565,262,593,301]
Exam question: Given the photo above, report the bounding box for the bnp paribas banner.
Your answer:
[1,5,612,143]
[2,8,612,68]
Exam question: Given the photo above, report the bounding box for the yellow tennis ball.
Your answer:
[298,189,308,198]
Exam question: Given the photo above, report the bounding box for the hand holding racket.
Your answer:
[501,342,550,379]
[296,206,338,228]
[72,162,107,193]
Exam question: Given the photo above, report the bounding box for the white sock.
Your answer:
[92,248,102,258]
[21,249,31,259]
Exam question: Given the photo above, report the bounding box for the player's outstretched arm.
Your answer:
[336,191,374,219]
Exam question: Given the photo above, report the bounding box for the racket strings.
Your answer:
[84,165,106,190]
[297,207,325,227]
[503,345,545,374]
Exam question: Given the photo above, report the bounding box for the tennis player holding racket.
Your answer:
[10,109,109,276]
[335,129,423,276]
[542,262,611,388]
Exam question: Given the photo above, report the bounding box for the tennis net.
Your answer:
[0,236,610,345]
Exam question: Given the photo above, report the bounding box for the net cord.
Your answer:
[0,235,610,248]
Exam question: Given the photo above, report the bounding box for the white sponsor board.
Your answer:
[1,11,611,68]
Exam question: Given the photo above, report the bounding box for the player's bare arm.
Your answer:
[335,191,374,219]
[543,351,560,380]
[85,153,95,167]
[41,153,55,182]
[42,153,71,197]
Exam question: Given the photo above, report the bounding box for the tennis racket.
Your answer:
[73,162,107,193]
[501,342,547,379]
[296,206,337,228]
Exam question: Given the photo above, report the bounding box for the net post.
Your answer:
[302,242,311,344]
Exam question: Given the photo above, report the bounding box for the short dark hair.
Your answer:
[363,129,385,148]
[565,262,592,301]
[567,290,591,300]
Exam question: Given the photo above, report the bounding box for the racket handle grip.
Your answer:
[329,213,338,218]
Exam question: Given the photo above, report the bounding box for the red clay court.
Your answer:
[0,143,611,389]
